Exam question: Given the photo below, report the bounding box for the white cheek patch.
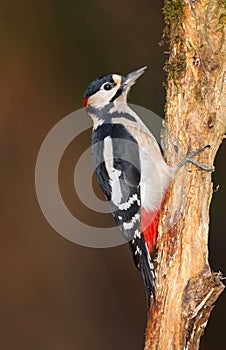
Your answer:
[88,91,113,108]
[88,75,122,108]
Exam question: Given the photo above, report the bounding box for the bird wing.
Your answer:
[92,122,156,302]
[92,123,141,242]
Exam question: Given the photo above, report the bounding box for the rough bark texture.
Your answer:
[144,1,225,349]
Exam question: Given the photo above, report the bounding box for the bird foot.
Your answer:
[176,144,214,172]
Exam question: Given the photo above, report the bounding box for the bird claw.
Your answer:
[177,144,214,172]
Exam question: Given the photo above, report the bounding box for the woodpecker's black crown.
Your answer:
[84,74,115,98]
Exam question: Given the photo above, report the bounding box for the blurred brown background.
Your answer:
[0,1,225,349]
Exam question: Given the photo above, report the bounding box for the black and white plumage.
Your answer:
[92,118,156,304]
[92,123,141,238]
[83,66,213,309]
[83,67,171,307]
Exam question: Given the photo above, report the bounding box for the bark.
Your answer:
[144,1,225,349]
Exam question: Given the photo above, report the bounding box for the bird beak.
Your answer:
[122,66,147,88]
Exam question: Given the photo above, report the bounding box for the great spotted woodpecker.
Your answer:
[83,66,213,308]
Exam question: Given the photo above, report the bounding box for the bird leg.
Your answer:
[176,144,214,172]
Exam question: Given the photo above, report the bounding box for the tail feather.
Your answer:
[140,235,156,308]
[129,208,160,309]
[129,234,156,309]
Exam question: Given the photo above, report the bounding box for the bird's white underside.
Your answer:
[103,105,174,211]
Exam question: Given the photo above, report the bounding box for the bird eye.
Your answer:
[103,83,113,91]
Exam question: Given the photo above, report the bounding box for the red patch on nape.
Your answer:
[141,208,160,254]
[83,98,88,108]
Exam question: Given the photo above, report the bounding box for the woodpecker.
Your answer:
[83,66,213,308]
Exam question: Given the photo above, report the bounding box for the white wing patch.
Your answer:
[135,246,142,256]
[134,229,141,239]
[122,213,140,230]
[103,136,122,205]
[118,193,140,210]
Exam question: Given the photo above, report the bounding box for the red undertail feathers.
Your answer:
[141,208,160,254]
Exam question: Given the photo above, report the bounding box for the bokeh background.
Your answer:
[0,1,225,349]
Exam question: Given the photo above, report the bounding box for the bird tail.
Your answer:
[129,209,160,309]
[140,234,156,308]
[129,234,156,310]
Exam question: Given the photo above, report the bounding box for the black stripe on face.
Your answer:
[86,104,137,122]
[109,86,123,103]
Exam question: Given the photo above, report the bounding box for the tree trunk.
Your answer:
[144,1,225,349]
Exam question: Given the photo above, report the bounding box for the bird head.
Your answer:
[83,66,147,109]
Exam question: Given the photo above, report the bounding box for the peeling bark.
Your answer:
[144,1,225,349]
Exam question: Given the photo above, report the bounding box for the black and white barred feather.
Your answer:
[92,121,156,304]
